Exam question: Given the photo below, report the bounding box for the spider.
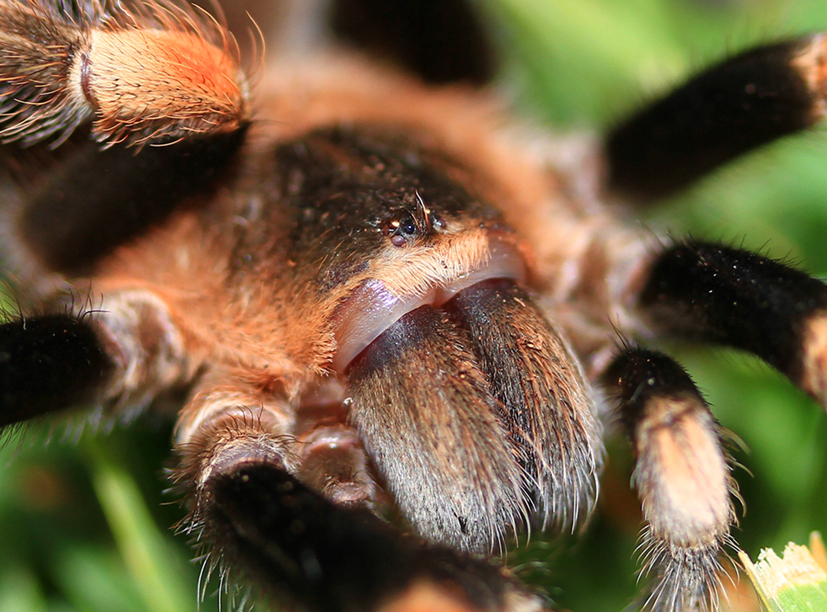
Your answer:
[0,1,826,611]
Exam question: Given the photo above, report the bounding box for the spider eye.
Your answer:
[385,214,418,246]
[400,218,417,235]
[429,212,445,230]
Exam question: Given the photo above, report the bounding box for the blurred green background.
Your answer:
[1,0,826,610]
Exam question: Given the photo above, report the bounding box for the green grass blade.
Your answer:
[739,533,827,612]
[85,438,195,612]
[0,565,47,612]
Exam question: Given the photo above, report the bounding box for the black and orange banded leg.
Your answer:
[602,347,734,612]
[603,238,827,609]
[606,34,827,201]
[640,240,827,406]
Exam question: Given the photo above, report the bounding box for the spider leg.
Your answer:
[597,237,827,608]
[0,288,193,427]
[1,131,245,279]
[638,239,827,407]
[602,347,734,612]
[174,385,546,612]
[606,34,827,201]
[0,313,115,426]
[0,0,248,147]
[329,0,496,85]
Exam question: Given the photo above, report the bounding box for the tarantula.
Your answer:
[0,0,826,611]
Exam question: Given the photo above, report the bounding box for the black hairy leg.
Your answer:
[5,129,246,277]
[0,289,195,428]
[601,238,827,607]
[638,240,827,406]
[24,132,247,276]
[329,0,495,85]
[602,347,735,612]
[175,406,544,612]
[0,313,114,426]
[606,35,827,201]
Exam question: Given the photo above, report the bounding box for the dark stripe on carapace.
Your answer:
[20,127,247,276]
[639,240,827,385]
[606,38,820,201]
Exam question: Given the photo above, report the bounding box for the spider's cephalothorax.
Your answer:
[1,1,826,611]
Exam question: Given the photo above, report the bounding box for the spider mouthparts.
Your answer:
[331,234,526,373]
[340,274,602,551]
